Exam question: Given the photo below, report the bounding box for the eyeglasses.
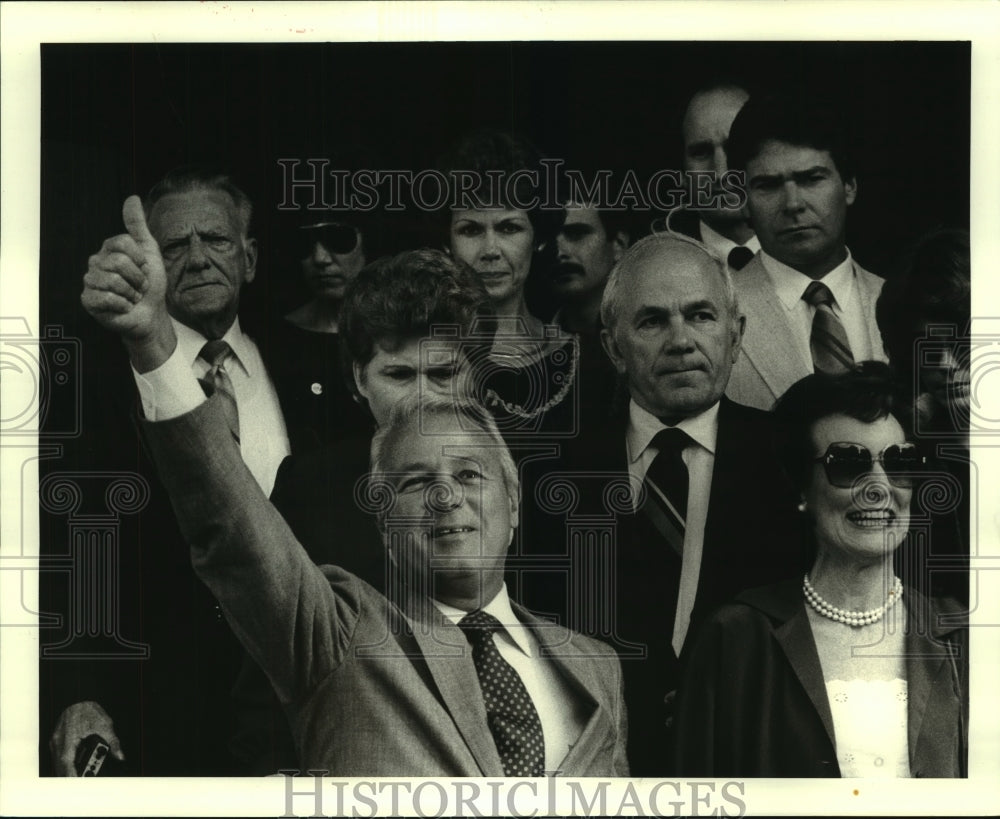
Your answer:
[296,222,360,257]
[813,442,926,488]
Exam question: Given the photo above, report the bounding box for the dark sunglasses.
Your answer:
[813,442,926,488]
[296,222,360,257]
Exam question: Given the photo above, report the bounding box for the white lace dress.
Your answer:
[826,678,911,777]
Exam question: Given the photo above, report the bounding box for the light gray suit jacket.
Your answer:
[726,254,887,411]
[143,398,629,777]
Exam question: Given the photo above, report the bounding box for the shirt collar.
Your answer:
[626,398,720,464]
[759,248,856,312]
[698,219,761,260]
[170,315,252,377]
[433,583,533,657]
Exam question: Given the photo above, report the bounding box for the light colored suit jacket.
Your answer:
[726,254,887,410]
[143,398,629,777]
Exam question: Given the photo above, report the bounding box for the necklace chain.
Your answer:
[803,573,903,627]
[483,335,580,420]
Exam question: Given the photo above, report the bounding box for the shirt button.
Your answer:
[874,757,884,767]
[311,382,323,395]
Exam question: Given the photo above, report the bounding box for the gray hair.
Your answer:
[369,394,519,526]
[144,166,254,238]
[600,229,740,331]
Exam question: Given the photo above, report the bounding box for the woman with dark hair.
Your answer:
[437,130,579,437]
[234,249,492,773]
[672,362,967,778]
[267,214,375,452]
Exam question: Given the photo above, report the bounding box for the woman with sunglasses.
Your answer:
[672,362,967,777]
[268,217,374,452]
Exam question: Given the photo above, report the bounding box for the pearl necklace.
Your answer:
[803,573,903,627]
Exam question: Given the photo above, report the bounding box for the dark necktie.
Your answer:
[727,245,755,271]
[198,340,240,443]
[640,427,691,557]
[802,281,855,375]
[458,609,545,777]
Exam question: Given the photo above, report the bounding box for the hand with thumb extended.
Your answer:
[82,195,176,371]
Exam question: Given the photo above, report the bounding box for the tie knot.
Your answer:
[802,280,835,308]
[200,340,233,368]
[458,609,502,642]
[727,245,755,271]
[651,426,690,457]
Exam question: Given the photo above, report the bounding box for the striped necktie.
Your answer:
[458,609,545,777]
[641,427,690,558]
[198,340,240,443]
[802,281,855,375]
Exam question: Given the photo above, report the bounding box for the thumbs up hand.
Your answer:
[82,196,177,372]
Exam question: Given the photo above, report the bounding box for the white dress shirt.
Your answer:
[132,317,290,495]
[698,219,761,271]
[625,399,719,654]
[434,584,590,773]
[759,249,873,367]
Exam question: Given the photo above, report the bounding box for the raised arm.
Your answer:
[80,196,362,705]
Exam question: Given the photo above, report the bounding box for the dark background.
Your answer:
[35,39,970,774]
[41,41,970,335]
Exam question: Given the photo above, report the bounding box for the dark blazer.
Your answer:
[672,579,968,777]
[143,397,630,776]
[518,396,804,775]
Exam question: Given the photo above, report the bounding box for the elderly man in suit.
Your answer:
[48,168,289,775]
[541,231,801,774]
[78,196,629,777]
[723,93,886,410]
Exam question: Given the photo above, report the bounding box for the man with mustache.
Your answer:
[723,92,887,410]
[542,231,802,774]
[548,201,630,336]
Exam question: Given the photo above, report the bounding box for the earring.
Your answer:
[797,500,808,513]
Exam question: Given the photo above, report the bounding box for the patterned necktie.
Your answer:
[458,609,545,777]
[198,340,240,443]
[641,427,691,558]
[802,280,855,375]
[727,245,755,271]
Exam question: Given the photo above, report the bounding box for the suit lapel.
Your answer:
[405,601,505,776]
[903,591,960,771]
[854,264,888,362]
[736,258,811,401]
[520,606,608,774]
[772,599,837,751]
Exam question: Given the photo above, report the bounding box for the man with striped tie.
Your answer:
[51,168,289,775]
[721,92,887,411]
[586,231,802,774]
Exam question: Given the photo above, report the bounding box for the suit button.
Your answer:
[311,382,323,395]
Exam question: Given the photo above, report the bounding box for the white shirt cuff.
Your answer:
[132,345,206,421]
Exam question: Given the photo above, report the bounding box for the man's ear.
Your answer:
[243,237,258,284]
[352,361,370,403]
[844,176,858,207]
[600,327,628,375]
[730,313,746,362]
[612,231,630,262]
